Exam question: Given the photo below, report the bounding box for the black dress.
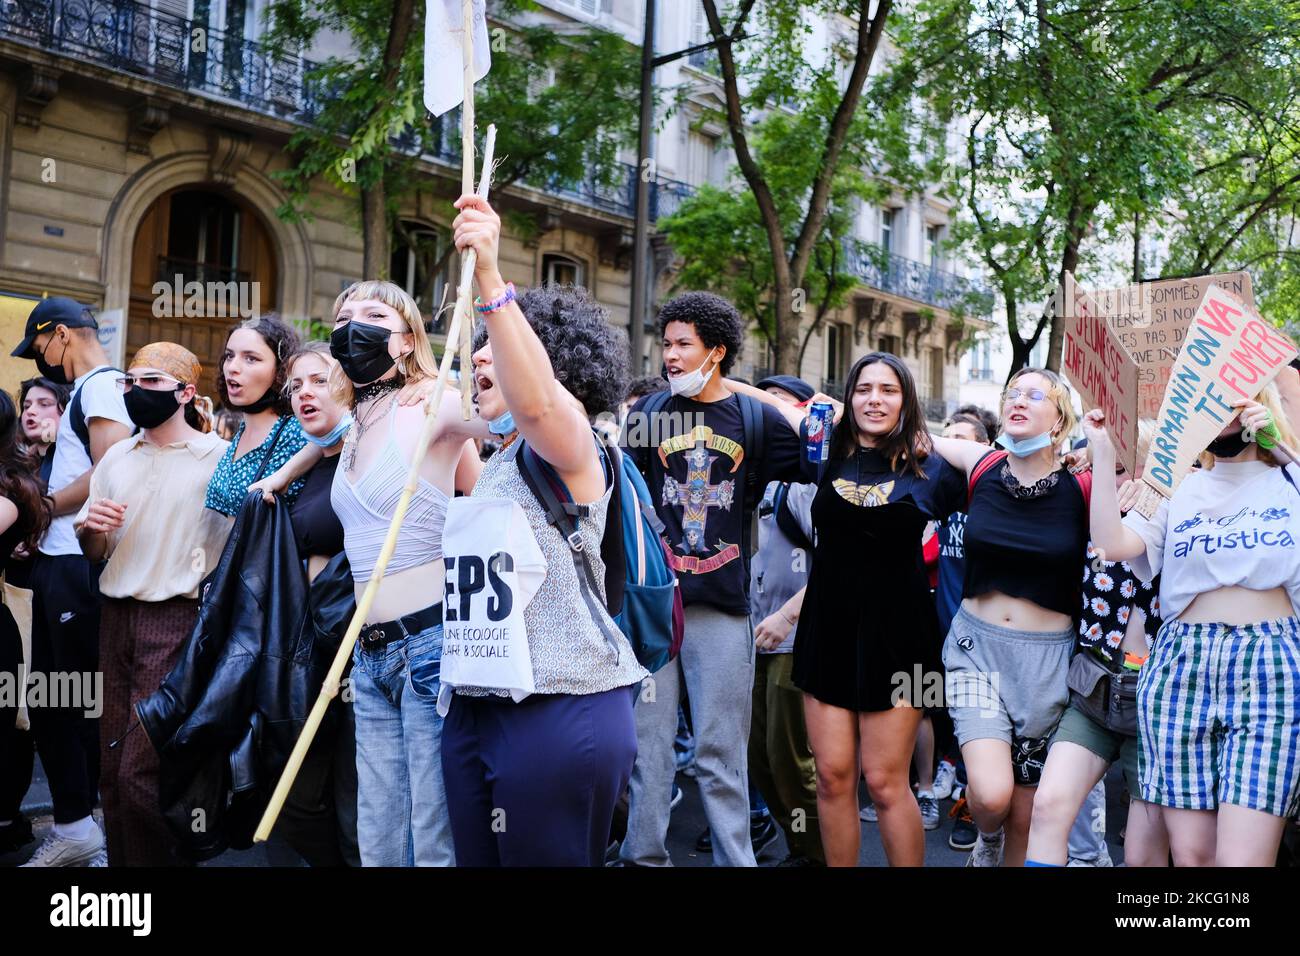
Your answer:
[793,446,964,712]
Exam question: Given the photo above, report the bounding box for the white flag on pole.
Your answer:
[424,0,491,117]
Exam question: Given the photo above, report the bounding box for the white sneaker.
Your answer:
[965,829,1004,867]
[19,827,105,868]
[859,803,878,823]
[1067,852,1114,867]
[918,793,940,830]
[933,760,958,800]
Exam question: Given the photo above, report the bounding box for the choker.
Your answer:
[1000,461,1060,499]
[355,377,403,405]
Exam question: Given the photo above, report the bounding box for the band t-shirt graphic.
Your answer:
[628,392,804,614]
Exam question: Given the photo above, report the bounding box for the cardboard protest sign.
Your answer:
[1080,272,1255,418]
[1063,277,1141,475]
[1133,285,1297,517]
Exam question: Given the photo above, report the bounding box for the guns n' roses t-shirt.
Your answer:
[627,392,804,615]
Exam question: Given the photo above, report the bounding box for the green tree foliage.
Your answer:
[901,0,1300,377]
[263,0,640,282]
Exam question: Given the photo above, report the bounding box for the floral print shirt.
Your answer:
[1079,540,1162,671]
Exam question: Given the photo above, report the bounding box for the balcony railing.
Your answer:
[966,367,997,383]
[844,239,994,316]
[1,0,324,122]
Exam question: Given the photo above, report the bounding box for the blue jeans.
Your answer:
[351,622,455,866]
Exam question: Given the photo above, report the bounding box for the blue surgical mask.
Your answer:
[304,413,353,448]
[488,410,515,436]
[996,431,1054,457]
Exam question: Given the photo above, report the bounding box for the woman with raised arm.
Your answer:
[440,194,646,867]
[784,353,964,867]
[1084,384,1300,867]
[928,368,1090,867]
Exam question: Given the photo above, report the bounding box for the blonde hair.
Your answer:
[1005,367,1077,450]
[285,341,356,408]
[331,280,439,388]
[1199,381,1296,470]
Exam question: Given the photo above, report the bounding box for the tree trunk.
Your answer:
[361,160,389,280]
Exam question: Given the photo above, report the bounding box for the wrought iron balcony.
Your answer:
[844,239,994,317]
[1,0,324,121]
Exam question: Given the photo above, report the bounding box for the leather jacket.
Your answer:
[137,492,356,860]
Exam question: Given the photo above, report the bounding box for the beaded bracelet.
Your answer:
[474,282,516,315]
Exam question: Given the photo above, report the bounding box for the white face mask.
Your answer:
[668,349,720,398]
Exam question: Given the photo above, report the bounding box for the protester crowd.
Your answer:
[2,189,1298,868]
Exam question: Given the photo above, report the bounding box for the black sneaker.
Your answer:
[949,796,977,851]
[0,814,35,853]
[777,853,823,867]
[696,817,780,856]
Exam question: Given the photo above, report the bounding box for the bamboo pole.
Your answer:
[256,5,491,835]
[459,0,476,421]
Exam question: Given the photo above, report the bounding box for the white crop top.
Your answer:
[1123,460,1300,621]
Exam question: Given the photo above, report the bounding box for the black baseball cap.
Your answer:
[10,297,98,359]
[754,374,816,404]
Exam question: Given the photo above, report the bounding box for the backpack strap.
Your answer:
[69,367,124,458]
[738,393,766,511]
[1072,468,1093,508]
[967,449,1009,506]
[772,482,813,553]
[516,436,624,655]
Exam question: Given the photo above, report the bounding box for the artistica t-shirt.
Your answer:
[627,392,805,614]
[1123,460,1300,621]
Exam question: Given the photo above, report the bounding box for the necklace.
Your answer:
[1000,461,1060,499]
[344,389,400,473]
[354,377,402,405]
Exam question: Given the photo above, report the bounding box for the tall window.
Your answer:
[390,221,450,329]
[553,0,599,17]
[925,223,943,268]
[825,323,846,386]
[687,130,720,186]
[543,253,586,287]
[880,208,896,254]
[929,347,945,401]
[878,333,900,356]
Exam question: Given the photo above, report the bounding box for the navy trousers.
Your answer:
[441,684,638,866]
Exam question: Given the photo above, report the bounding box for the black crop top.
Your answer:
[289,454,345,560]
[962,453,1089,617]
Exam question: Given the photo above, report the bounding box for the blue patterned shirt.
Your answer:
[204,416,308,516]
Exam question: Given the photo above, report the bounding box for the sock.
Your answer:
[53,816,99,842]
[1024,859,1062,867]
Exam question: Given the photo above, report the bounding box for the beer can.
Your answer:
[806,401,833,463]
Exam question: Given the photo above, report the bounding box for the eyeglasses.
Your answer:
[1003,387,1048,405]
[115,374,184,393]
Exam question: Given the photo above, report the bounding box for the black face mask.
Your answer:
[330,320,396,385]
[124,386,183,429]
[1206,430,1249,459]
[36,337,71,386]
[238,388,279,414]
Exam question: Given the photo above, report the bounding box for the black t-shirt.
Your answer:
[628,392,805,614]
[962,452,1090,617]
[289,454,345,560]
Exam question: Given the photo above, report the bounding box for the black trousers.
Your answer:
[28,553,102,824]
[0,603,35,820]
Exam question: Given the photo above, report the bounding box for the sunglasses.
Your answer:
[115,374,184,393]
[1002,387,1048,405]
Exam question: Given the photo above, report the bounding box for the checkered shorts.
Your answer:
[1138,617,1300,818]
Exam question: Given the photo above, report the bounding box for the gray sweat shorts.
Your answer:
[942,606,1073,783]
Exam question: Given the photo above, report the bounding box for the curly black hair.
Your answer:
[626,375,668,402]
[215,313,300,416]
[473,284,629,418]
[655,291,743,375]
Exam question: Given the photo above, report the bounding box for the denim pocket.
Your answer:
[406,626,444,702]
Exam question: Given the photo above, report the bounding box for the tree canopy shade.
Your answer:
[898,0,1300,377]
[263,0,640,284]
[657,0,951,377]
